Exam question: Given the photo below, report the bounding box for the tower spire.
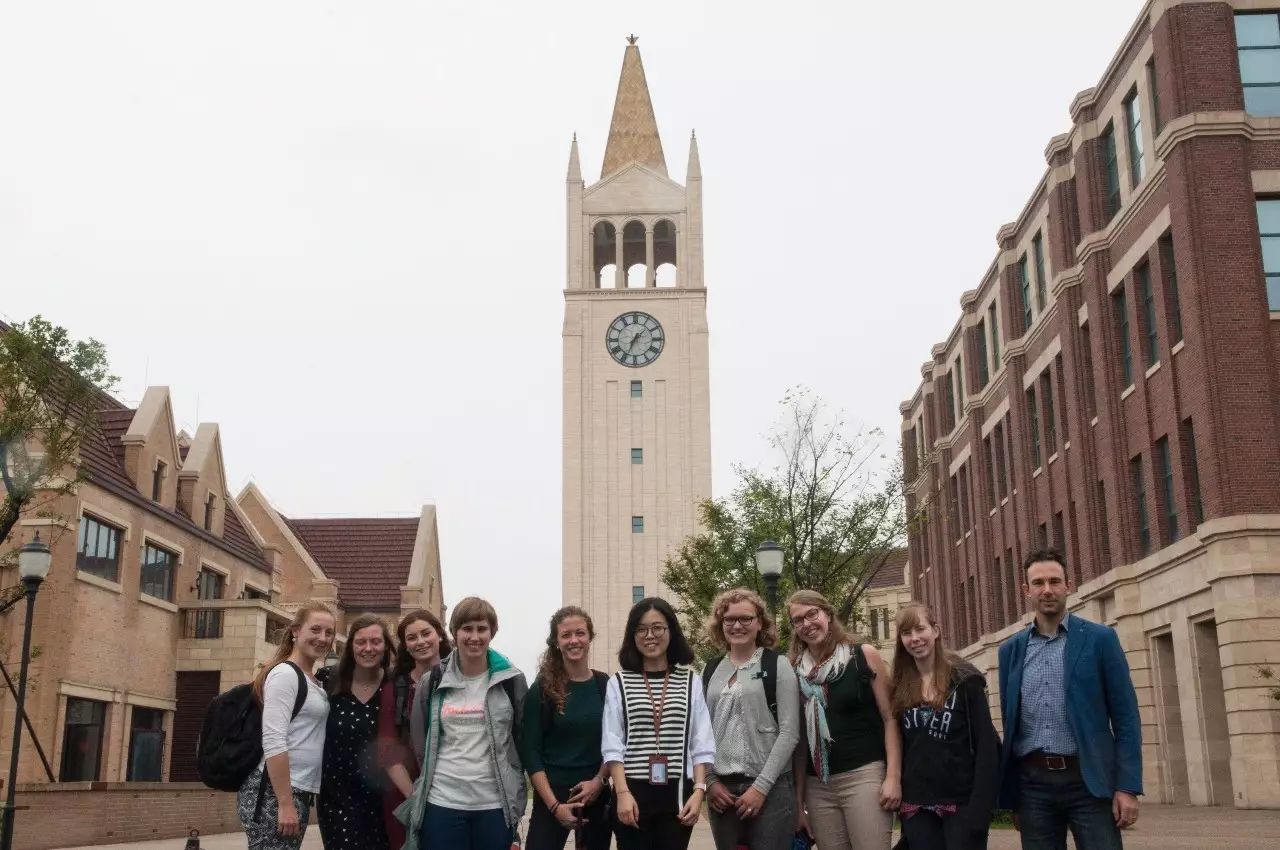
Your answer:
[686,130,700,180]
[567,133,582,182]
[601,38,667,179]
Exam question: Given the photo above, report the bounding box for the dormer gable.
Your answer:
[583,161,687,214]
[178,422,229,535]
[119,386,181,509]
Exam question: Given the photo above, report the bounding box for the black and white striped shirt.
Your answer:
[601,665,716,784]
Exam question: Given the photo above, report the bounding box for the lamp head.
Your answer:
[18,531,52,583]
[754,539,783,579]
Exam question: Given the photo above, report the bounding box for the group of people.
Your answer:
[238,547,1142,850]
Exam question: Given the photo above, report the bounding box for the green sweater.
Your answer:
[520,676,605,788]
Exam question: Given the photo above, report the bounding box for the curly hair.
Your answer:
[704,587,778,651]
[537,606,595,715]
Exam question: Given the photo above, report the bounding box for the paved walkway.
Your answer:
[53,804,1280,850]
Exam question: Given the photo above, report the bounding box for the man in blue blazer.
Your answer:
[998,548,1141,850]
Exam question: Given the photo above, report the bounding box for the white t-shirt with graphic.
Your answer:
[427,672,500,810]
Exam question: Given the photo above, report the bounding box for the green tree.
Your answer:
[0,316,117,554]
[662,388,925,657]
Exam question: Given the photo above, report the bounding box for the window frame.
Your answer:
[1114,286,1133,388]
[1124,87,1146,188]
[976,318,990,389]
[1156,435,1178,543]
[59,698,107,782]
[1255,197,1280,310]
[632,585,645,604]
[630,447,643,465]
[1132,453,1151,556]
[1137,261,1159,367]
[630,516,644,534]
[1032,232,1049,312]
[76,514,123,583]
[151,459,166,503]
[629,380,643,399]
[1027,386,1042,469]
[126,707,166,782]
[1041,372,1057,451]
[1237,12,1280,116]
[140,541,177,602]
[1019,254,1033,331]
[1102,123,1122,220]
[987,301,1001,373]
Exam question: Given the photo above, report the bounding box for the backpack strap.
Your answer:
[761,648,780,724]
[501,677,522,752]
[615,672,628,744]
[700,655,724,694]
[592,670,610,702]
[283,661,308,720]
[851,643,874,686]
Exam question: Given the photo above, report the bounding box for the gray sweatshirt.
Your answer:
[704,648,801,796]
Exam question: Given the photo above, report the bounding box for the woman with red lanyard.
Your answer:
[377,608,451,848]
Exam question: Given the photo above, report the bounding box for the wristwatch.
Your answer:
[693,782,708,792]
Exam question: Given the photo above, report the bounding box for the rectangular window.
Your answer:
[1027,386,1041,469]
[140,543,176,601]
[1156,436,1178,543]
[60,698,106,782]
[631,516,644,534]
[1237,13,1280,116]
[1124,88,1146,187]
[192,568,225,638]
[869,610,880,642]
[943,370,956,432]
[1041,372,1057,451]
[983,435,997,509]
[1137,262,1159,366]
[1114,287,1133,387]
[1038,522,1049,550]
[1102,123,1121,220]
[955,356,965,417]
[1182,419,1205,526]
[76,514,122,582]
[1033,232,1048,312]
[241,586,269,601]
[632,585,644,604]
[993,421,1009,500]
[1256,198,1280,309]
[1159,234,1183,343]
[1053,510,1068,567]
[204,493,217,532]
[976,319,990,389]
[630,380,642,399]
[631,448,643,464]
[152,460,166,502]
[1081,321,1098,419]
[1019,254,1033,330]
[1148,58,1162,133]
[127,707,165,782]
[1132,454,1151,556]
[958,464,971,531]
[987,302,1001,373]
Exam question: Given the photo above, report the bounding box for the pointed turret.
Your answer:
[601,39,667,179]
[686,130,700,181]
[567,133,582,183]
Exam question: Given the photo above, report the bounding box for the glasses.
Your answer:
[789,608,823,629]
[723,615,758,628]
[634,624,669,638]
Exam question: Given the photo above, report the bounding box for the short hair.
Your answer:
[1022,548,1069,581]
[449,596,498,636]
[704,587,778,651]
[617,597,695,672]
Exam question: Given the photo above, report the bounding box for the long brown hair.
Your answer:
[890,602,954,715]
[704,587,778,651]
[537,606,595,715]
[329,613,394,696]
[785,589,858,665]
[252,601,334,703]
[392,609,452,678]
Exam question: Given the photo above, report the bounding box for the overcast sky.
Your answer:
[1,0,1144,676]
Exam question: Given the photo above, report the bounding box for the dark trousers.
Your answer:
[899,810,989,850]
[420,803,512,850]
[612,781,693,850]
[527,782,612,850]
[1016,760,1123,850]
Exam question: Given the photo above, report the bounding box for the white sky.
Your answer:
[0,0,1145,677]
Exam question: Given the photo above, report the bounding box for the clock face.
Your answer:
[606,312,665,367]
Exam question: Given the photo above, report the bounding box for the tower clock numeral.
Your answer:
[605,311,664,367]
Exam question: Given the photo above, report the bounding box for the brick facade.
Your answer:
[900,1,1280,808]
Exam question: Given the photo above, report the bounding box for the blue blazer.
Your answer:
[997,614,1142,808]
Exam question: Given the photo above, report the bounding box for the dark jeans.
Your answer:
[899,810,989,850]
[706,774,796,850]
[612,781,693,850]
[1017,761,1123,850]
[527,781,612,850]
[420,803,512,850]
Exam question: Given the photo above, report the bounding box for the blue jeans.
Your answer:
[420,803,512,850]
[1017,761,1122,850]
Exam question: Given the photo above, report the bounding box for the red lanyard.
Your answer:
[642,669,672,748]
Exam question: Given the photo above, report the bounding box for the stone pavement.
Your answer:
[53,804,1280,850]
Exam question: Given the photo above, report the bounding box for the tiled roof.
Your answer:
[601,44,667,178]
[865,547,909,590]
[285,517,420,611]
[97,409,133,468]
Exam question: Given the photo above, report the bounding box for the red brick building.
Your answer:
[900,0,1280,809]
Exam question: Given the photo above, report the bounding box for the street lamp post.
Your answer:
[754,540,784,617]
[1,531,52,850]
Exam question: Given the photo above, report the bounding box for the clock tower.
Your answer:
[562,40,713,670]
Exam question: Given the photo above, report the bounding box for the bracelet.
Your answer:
[550,802,561,815]
[617,788,632,796]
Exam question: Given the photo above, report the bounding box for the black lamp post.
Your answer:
[1,530,51,850]
[754,540,783,617]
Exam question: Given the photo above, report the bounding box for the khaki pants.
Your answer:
[804,760,892,850]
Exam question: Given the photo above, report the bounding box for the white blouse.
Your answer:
[259,662,329,793]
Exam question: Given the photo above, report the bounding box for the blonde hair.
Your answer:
[449,596,498,636]
[252,601,334,703]
[704,587,778,651]
[785,589,858,665]
[890,602,955,715]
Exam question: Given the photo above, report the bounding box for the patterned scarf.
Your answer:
[795,642,851,783]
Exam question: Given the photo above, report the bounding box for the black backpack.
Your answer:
[702,648,781,722]
[197,661,308,791]
[538,670,611,733]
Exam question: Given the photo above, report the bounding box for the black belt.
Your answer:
[1022,752,1079,771]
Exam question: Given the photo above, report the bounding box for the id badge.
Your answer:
[647,754,669,785]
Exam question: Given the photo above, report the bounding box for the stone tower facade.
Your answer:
[562,42,713,670]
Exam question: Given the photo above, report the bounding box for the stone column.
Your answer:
[645,227,656,287]
[614,225,625,289]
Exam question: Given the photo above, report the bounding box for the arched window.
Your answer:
[623,220,647,288]
[592,221,617,289]
[654,219,677,287]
